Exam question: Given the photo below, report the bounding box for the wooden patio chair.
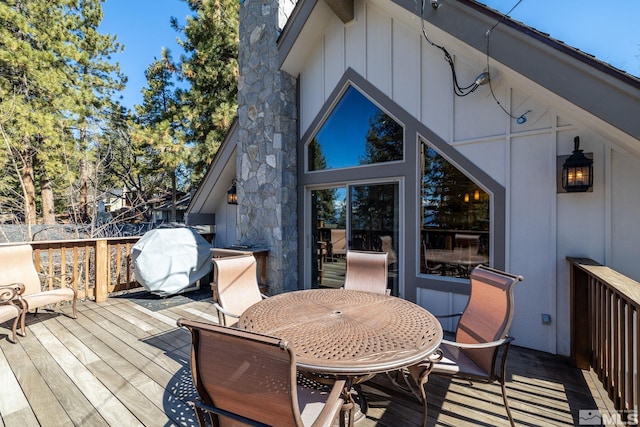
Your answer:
[343,250,389,295]
[0,284,25,343]
[177,318,346,427]
[0,244,77,335]
[405,265,523,427]
[211,254,266,326]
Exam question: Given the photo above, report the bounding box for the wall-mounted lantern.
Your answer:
[227,179,238,205]
[561,137,593,193]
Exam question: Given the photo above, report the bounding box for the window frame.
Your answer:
[297,68,505,299]
[304,84,406,174]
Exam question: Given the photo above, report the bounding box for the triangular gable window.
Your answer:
[307,86,403,171]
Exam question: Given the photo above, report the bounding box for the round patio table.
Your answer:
[237,288,443,376]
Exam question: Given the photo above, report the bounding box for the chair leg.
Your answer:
[71,298,78,319]
[8,315,19,343]
[500,380,515,427]
[498,343,515,427]
[18,306,27,337]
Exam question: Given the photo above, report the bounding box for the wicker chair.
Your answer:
[343,250,389,295]
[211,254,266,326]
[405,265,523,427]
[177,318,345,427]
[0,284,25,343]
[0,244,76,335]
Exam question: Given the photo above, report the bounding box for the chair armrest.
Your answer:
[0,283,25,302]
[311,378,346,427]
[435,312,462,319]
[212,302,241,319]
[441,336,514,349]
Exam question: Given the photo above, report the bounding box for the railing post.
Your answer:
[95,239,108,303]
[569,257,592,369]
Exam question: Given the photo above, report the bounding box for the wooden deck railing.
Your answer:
[2,233,216,303]
[568,257,639,417]
[29,237,141,303]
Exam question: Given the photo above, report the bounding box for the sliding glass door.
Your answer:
[310,182,399,295]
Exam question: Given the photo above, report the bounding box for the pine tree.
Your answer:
[173,0,239,182]
[135,49,189,223]
[0,0,124,226]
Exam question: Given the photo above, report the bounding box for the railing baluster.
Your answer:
[624,301,631,411]
[568,257,640,417]
[115,242,122,287]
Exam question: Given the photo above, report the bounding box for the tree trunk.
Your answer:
[171,172,177,222]
[79,128,88,222]
[21,151,37,225]
[41,173,55,224]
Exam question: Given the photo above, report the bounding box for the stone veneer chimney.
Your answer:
[237,0,298,293]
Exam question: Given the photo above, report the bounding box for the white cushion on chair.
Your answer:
[0,304,19,324]
[23,288,75,310]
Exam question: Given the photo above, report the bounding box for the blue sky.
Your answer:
[99,0,639,110]
[480,0,639,77]
[100,0,191,110]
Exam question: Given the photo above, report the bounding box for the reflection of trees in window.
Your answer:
[422,143,489,232]
[308,137,328,171]
[307,86,403,171]
[362,111,403,164]
[335,194,347,228]
[315,189,337,223]
[351,185,395,231]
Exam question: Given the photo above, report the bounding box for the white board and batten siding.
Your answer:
[294,0,640,355]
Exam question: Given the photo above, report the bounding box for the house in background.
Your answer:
[187,0,640,356]
[151,192,192,225]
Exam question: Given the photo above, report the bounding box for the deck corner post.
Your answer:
[568,257,591,369]
[95,239,108,302]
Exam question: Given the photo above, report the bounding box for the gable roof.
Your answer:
[186,117,238,223]
[277,0,640,141]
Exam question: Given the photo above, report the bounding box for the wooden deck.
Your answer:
[0,288,617,427]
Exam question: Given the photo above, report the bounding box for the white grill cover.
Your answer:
[132,228,213,296]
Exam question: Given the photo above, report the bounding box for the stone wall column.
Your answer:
[237,0,298,293]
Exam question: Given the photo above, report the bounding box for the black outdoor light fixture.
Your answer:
[562,136,593,193]
[227,179,238,205]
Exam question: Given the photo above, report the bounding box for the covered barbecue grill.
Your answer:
[132,227,213,296]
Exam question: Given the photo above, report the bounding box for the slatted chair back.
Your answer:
[455,264,522,374]
[343,250,388,295]
[212,254,262,326]
[178,319,304,427]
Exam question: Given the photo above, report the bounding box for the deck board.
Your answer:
[0,291,618,427]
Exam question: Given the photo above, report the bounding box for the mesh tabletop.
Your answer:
[238,289,443,376]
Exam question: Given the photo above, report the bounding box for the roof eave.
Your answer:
[277,0,640,141]
[391,0,640,140]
